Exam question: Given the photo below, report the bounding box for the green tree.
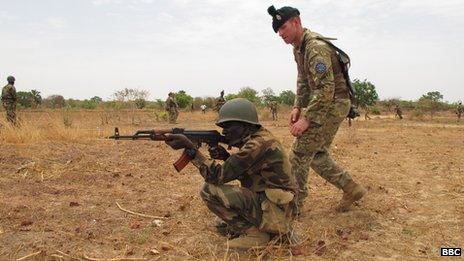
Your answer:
[418,91,443,118]
[235,87,261,105]
[353,79,379,119]
[90,96,103,103]
[278,90,296,106]
[353,79,379,109]
[17,91,34,108]
[261,87,278,106]
[30,90,42,108]
[225,93,238,101]
[175,90,193,109]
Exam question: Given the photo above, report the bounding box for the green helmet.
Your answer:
[216,98,260,126]
[7,76,15,82]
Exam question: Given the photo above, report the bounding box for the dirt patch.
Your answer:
[0,111,463,259]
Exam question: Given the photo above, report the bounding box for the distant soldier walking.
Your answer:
[165,92,179,124]
[456,102,463,121]
[214,90,226,112]
[269,100,278,121]
[1,76,17,125]
[395,105,403,119]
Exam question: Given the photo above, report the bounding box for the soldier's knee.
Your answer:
[313,151,326,162]
[200,183,222,202]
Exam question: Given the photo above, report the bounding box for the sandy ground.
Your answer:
[0,110,463,260]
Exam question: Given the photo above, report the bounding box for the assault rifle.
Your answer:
[109,127,227,172]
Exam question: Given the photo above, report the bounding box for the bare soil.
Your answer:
[0,110,463,260]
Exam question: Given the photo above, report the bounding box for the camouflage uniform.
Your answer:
[165,94,179,123]
[456,102,463,121]
[269,101,278,121]
[290,29,356,206]
[190,127,298,235]
[395,105,403,119]
[214,92,226,112]
[1,82,17,125]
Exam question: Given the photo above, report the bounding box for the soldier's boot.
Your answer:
[227,228,270,250]
[336,181,366,212]
[215,220,242,239]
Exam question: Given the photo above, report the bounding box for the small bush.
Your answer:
[371,107,381,115]
[410,109,424,120]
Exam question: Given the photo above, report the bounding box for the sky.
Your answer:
[1,0,463,102]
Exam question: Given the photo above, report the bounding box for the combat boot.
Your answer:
[336,181,366,212]
[215,220,242,239]
[227,228,270,250]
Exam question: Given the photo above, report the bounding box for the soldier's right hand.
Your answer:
[208,146,230,160]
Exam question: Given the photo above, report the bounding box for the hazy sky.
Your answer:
[1,0,463,102]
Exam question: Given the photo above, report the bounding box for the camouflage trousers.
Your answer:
[168,108,178,123]
[200,183,263,233]
[200,183,295,235]
[2,103,16,125]
[271,110,277,121]
[289,99,353,206]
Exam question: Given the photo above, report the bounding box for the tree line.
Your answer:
[16,80,461,118]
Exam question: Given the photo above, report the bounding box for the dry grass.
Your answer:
[0,109,463,259]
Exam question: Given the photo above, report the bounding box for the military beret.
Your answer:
[267,5,300,33]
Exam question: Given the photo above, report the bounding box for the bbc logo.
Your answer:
[441,248,461,256]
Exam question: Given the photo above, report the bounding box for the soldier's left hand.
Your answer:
[208,145,230,160]
[164,134,195,150]
[291,118,310,137]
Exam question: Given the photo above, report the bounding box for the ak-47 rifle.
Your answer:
[109,127,227,172]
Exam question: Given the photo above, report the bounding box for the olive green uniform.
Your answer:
[165,96,178,123]
[395,105,403,119]
[191,127,297,235]
[214,97,226,112]
[1,83,17,125]
[269,101,278,121]
[456,103,463,121]
[290,29,354,205]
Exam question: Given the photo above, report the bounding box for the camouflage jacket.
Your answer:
[165,97,178,110]
[457,105,463,114]
[1,84,16,103]
[214,97,226,111]
[191,127,297,195]
[269,101,278,111]
[293,29,350,125]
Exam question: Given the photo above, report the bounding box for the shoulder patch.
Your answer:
[315,62,327,74]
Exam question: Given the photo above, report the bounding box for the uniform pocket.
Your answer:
[259,199,291,234]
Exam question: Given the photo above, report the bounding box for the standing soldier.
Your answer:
[269,100,278,121]
[214,90,226,112]
[164,98,299,249]
[165,92,179,124]
[268,5,366,212]
[1,76,17,125]
[395,105,403,119]
[456,102,463,122]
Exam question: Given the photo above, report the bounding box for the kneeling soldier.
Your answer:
[165,98,298,250]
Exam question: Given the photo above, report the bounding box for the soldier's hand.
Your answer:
[291,118,310,137]
[208,146,230,160]
[164,134,195,150]
[289,108,300,125]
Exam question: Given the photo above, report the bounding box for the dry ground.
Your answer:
[0,109,463,260]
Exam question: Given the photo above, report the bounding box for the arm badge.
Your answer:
[315,62,327,74]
